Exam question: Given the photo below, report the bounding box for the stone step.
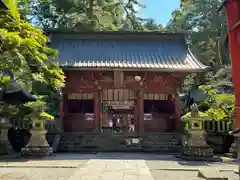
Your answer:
[57,132,181,153]
[57,147,181,153]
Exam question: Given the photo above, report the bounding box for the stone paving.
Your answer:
[0,154,92,168]
[0,153,238,180]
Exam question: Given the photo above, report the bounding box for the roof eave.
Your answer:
[44,28,187,36]
[61,66,208,72]
[45,29,187,41]
[0,0,8,9]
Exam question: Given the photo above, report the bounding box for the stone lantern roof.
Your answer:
[0,71,37,104]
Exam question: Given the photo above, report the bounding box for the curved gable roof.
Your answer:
[47,31,207,72]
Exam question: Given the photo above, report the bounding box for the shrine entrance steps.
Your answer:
[56,132,181,154]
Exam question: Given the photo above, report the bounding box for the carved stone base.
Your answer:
[0,141,12,155]
[225,140,237,158]
[21,146,52,156]
[181,146,217,161]
[0,122,12,155]
[21,128,52,156]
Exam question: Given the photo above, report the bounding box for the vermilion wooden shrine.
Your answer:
[223,0,240,129]
[47,31,206,132]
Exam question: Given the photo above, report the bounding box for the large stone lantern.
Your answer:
[0,71,37,154]
[21,101,53,156]
[180,104,214,161]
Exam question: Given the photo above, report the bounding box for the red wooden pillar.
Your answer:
[58,91,64,131]
[167,94,173,111]
[62,93,69,132]
[174,92,181,131]
[93,91,100,132]
[139,88,144,132]
[133,97,138,131]
[224,0,240,128]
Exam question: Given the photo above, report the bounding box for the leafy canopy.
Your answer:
[199,85,235,121]
[0,0,65,121]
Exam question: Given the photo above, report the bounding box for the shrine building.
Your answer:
[47,31,207,133]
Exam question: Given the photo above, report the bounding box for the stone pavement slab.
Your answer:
[144,154,238,172]
[150,170,238,180]
[0,153,238,180]
[198,168,228,180]
[0,153,92,168]
[0,167,77,180]
[68,154,155,180]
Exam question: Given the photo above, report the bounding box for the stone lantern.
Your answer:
[181,104,215,161]
[21,104,53,156]
[0,71,37,154]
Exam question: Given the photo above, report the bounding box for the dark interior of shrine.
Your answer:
[67,100,94,114]
[67,99,174,115]
[144,100,174,114]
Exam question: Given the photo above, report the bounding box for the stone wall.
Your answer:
[57,132,181,153]
[206,134,234,154]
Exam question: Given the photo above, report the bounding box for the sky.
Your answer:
[138,0,180,25]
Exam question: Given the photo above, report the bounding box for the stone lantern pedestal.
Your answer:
[21,118,52,156]
[228,129,240,177]
[0,118,12,155]
[181,104,215,161]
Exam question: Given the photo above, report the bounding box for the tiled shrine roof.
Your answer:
[47,31,207,71]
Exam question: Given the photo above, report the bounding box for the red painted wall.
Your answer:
[62,70,184,132]
[224,0,240,128]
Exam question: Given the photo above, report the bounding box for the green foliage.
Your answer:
[0,0,64,123]
[17,0,167,31]
[210,65,233,89]
[168,0,230,92]
[23,0,138,30]
[198,85,235,121]
[24,100,54,120]
[182,111,209,118]
[170,0,227,68]
[0,9,65,90]
[40,111,54,120]
[24,100,46,111]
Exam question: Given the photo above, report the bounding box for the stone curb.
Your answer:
[0,165,79,168]
[150,168,237,172]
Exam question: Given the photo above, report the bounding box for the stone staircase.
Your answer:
[57,132,181,154]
